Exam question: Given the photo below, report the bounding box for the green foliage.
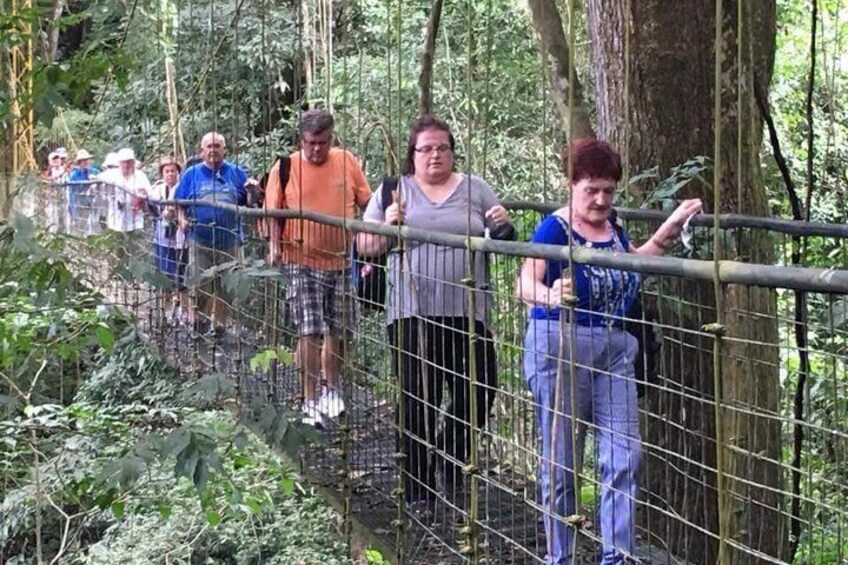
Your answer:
[249,346,294,373]
[628,156,713,210]
[0,220,348,564]
[0,217,125,407]
[1,403,349,564]
[365,547,391,565]
[767,0,848,228]
[76,332,182,407]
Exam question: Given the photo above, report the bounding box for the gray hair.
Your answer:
[200,131,226,148]
[299,110,334,135]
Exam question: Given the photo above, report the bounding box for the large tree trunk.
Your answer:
[587,1,782,563]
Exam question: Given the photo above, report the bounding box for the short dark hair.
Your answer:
[300,110,335,136]
[561,138,622,183]
[183,154,203,170]
[403,115,456,175]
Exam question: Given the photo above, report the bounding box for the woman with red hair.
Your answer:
[519,138,701,564]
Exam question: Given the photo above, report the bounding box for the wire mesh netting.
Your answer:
[10,175,848,564]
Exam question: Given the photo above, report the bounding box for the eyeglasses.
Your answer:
[414,144,451,155]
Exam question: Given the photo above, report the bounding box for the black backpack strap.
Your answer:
[255,155,290,209]
[380,175,398,211]
[278,155,291,193]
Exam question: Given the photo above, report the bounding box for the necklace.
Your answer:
[572,215,611,241]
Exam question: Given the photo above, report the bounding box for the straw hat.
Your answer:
[158,155,183,173]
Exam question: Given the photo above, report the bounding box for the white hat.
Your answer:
[75,149,93,161]
[102,152,119,168]
[48,151,59,160]
[56,147,68,158]
[116,147,135,162]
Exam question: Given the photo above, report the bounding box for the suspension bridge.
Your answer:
[3,1,848,564]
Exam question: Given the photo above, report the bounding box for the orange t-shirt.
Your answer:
[265,147,372,271]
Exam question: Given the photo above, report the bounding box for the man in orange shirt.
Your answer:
[265,110,372,426]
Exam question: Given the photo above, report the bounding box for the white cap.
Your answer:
[56,147,68,158]
[75,149,93,161]
[116,147,135,162]
[48,151,59,160]
[102,152,119,168]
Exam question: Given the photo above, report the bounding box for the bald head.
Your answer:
[200,131,226,169]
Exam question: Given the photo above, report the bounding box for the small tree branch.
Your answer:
[755,81,802,220]
[46,0,65,64]
[804,0,818,222]
[418,0,443,116]
[527,0,594,139]
[755,70,810,565]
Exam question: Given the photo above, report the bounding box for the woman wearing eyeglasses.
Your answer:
[358,115,515,510]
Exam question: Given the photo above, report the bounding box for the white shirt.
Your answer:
[150,180,186,248]
[99,168,151,232]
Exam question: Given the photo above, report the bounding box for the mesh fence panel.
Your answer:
[12,177,848,564]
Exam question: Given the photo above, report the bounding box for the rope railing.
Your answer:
[503,200,848,239]
[48,180,848,293]
[14,179,848,564]
[57,179,848,240]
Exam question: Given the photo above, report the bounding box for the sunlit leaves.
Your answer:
[630,156,713,210]
[94,324,115,352]
[249,346,294,373]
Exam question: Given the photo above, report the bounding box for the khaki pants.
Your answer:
[189,243,241,326]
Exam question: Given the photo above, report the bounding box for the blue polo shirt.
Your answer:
[67,166,100,211]
[175,160,248,249]
[529,215,641,327]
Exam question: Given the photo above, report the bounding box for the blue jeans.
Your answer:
[524,318,641,565]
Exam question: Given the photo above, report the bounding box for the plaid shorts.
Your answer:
[285,264,357,337]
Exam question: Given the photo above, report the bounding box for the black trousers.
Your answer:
[387,316,498,503]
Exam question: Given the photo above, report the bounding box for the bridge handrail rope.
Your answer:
[503,200,848,239]
[40,179,848,296]
[49,182,848,239]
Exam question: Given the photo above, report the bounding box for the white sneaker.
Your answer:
[302,399,324,428]
[317,388,345,420]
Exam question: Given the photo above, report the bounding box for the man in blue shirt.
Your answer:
[68,149,101,234]
[176,131,256,335]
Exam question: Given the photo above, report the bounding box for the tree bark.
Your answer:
[527,0,593,139]
[418,0,443,116]
[586,1,782,563]
[45,0,65,64]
